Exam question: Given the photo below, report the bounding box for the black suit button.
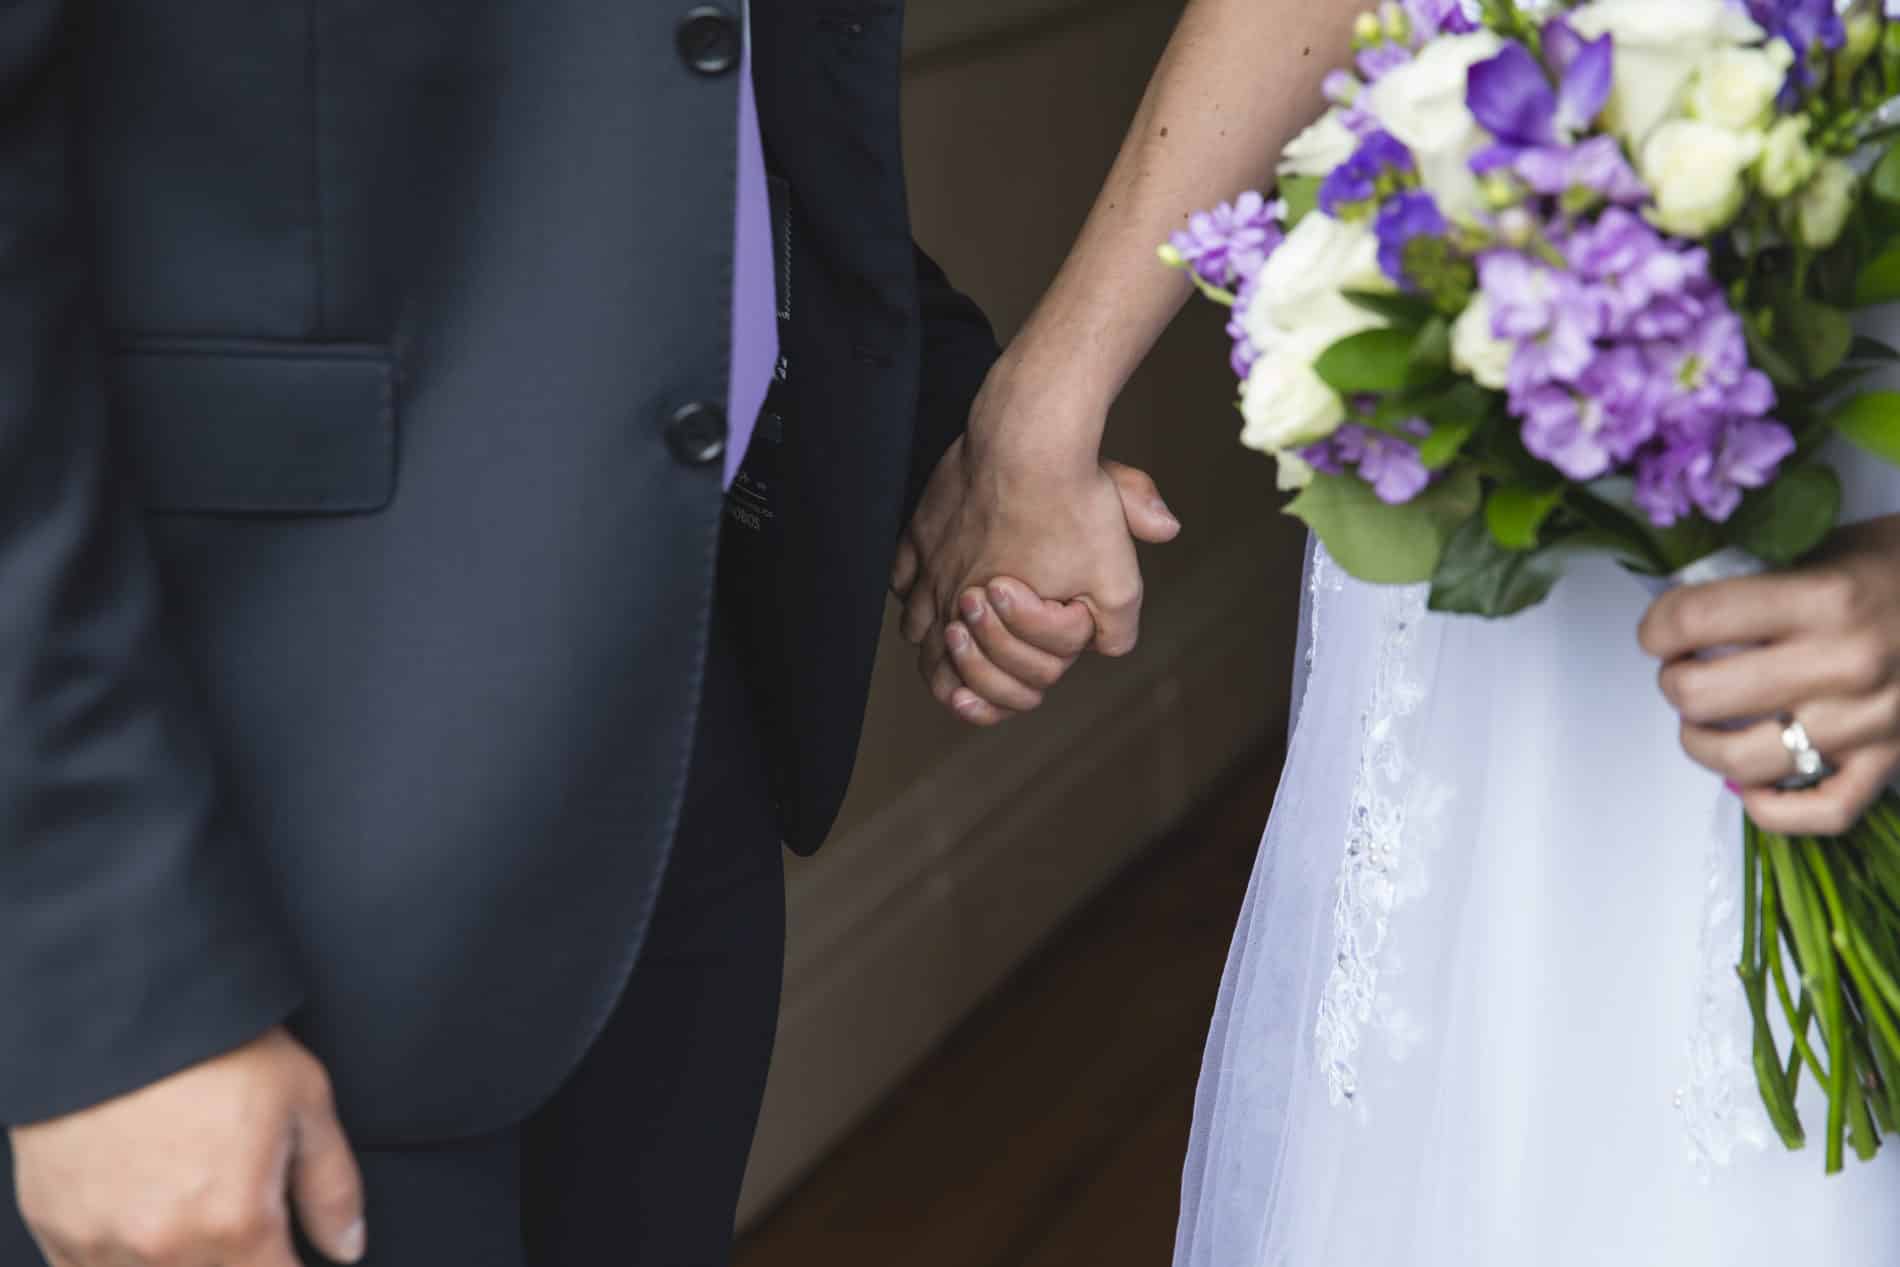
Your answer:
[677,7,741,76]
[665,401,728,467]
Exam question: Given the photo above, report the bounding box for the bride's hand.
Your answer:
[892,364,1182,726]
[1638,516,1900,836]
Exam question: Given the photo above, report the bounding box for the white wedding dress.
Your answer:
[1172,405,1900,1257]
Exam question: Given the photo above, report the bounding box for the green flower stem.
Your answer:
[1787,990,1818,1098]
[1765,875,1832,1084]
[1768,836,1846,1170]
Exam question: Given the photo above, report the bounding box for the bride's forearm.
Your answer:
[978,0,1363,465]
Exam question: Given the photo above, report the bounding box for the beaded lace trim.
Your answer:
[1311,551,1445,1109]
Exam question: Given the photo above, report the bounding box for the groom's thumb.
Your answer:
[1105,461,1181,544]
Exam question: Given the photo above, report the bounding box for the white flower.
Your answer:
[1568,0,1765,147]
[1450,295,1512,391]
[1240,326,1357,453]
[1274,449,1317,492]
[1279,109,1358,181]
[1241,212,1389,347]
[1687,40,1794,133]
[1640,119,1762,238]
[1758,115,1818,200]
[1797,159,1859,249]
[1365,30,1505,224]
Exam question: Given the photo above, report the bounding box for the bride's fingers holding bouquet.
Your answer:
[1639,517,1900,836]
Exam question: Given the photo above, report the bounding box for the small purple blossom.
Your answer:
[1647,309,1776,430]
[1404,0,1479,38]
[1564,209,1710,333]
[1169,191,1285,289]
[1635,416,1796,524]
[1356,42,1414,82]
[1227,274,1260,379]
[1375,190,1448,288]
[1517,348,1659,479]
[1478,251,1602,402]
[1305,422,1433,504]
[1320,131,1416,217]
[1743,0,1845,97]
[1511,136,1647,204]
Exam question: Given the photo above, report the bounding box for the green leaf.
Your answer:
[1419,414,1480,470]
[1872,142,1900,205]
[1484,484,1564,551]
[1833,390,1900,466]
[1428,516,1573,617]
[1313,326,1416,395]
[1341,289,1435,330]
[1407,317,1453,388]
[1744,319,1806,390]
[1279,175,1322,228]
[1856,238,1900,306]
[1851,335,1900,364]
[1790,299,1855,381]
[1725,463,1842,566]
[1285,466,1482,586]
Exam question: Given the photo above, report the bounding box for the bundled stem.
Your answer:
[1746,789,1900,1172]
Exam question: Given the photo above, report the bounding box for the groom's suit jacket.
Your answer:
[0,0,997,1139]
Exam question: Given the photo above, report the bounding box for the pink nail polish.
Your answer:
[1724,779,1742,795]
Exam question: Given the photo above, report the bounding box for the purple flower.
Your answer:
[1518,348,1660,479]
[1478,251,1602,400]
[1512,136,1647,204]
[1357,42,1414,82]
[1227,274,1260,379]
[1467,26,1613,150]
[1169,191,1285,289]
[1320,131,1416,217]
[1633,440,1699,526]
[1328,423,1434,504]
[1743,0,1845,95]
[1323,70,1363,109]
[1405,0,1479,37]
[1686,417,1797,521]
[1564,209,1710,333]
[1375,191,1449,288]
[1648,309,1776,429]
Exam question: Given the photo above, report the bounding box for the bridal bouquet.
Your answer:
[1164,0,1900,1171]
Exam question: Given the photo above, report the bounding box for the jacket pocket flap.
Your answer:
[113,341,396,515]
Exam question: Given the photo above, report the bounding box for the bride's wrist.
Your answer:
[965,347,1113,485]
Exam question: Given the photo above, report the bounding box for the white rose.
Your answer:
[1758,115,1817,200]
[1688,40,1795,133]
[1240,326,1356,453]
[1274,450,1317,492]
[1797,159,1859,249]
[1569,0,1765,147]
[1241,212,1389,347]
[1279,109,1358,181]
[1450,295,1512,391]
[1365,30,1505,224]
[1641,119,1762,238]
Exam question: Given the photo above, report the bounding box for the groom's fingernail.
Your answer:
[988,581,1014,614]
[947,625,970,653]
[959,592,985,623]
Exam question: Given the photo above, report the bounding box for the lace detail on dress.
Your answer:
[1313,574,1443,1110]
[1675,802,1769,1169]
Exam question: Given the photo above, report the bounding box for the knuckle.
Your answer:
[1877,687,1900,737]
[1812,570,1864,628]
[1840,633,1892,695]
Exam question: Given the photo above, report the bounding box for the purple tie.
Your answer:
[725,4,775,489]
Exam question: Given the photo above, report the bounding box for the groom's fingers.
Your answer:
[1104,461,1183,545]
[985,580,1094,659]
[901,581,937,645]
[959,588,1073,689]
[945,621,1044,713]
[890,535,920,598]
[924,647,1008,726]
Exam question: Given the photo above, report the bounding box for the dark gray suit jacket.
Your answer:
[0,0,996,1141]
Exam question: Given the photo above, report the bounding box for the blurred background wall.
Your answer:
[736,0,1310,1225]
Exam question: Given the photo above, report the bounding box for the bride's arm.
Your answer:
[992,0,1363,462]
[897,0,1365,724]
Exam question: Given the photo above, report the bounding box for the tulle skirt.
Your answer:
[1172,440,1900,1265]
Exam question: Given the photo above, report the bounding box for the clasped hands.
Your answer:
[894,375,1180,727]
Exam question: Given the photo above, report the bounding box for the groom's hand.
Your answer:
[9,1028,367,1267]
[894,415,1180,726]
